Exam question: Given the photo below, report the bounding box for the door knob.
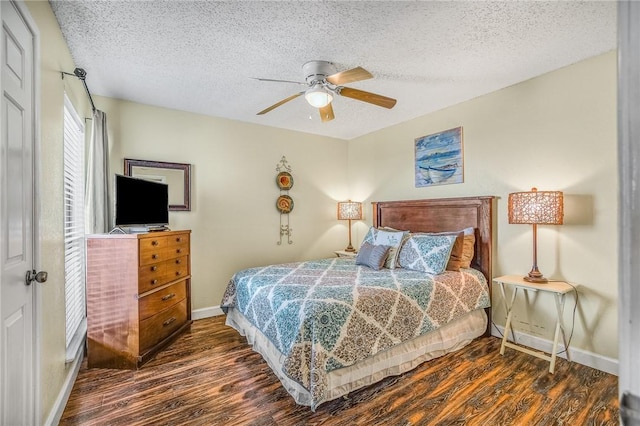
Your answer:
[25,270,48,286]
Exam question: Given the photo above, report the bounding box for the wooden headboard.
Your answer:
[372,196,495,335]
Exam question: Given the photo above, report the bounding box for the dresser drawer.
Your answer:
[139,237,169,266]
[168,233,189,249]
[138,262,168,293]
[165,256,189,281]
[138,281,187,320]
[138,256,189,293]
[165,244,189,259]
[139,299,187,352]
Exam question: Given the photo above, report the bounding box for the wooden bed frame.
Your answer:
[372,196,495,336]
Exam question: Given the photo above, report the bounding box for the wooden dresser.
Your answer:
[86,230,192,369]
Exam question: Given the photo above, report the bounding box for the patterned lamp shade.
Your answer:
[337,201,362,252]
[337,201,363,221]
[508,187,563,283]
[508,188,563,225]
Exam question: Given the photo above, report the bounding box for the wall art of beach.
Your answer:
[415,127,463,187]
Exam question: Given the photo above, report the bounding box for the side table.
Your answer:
[334,250,357,258]
[493,274,575,374]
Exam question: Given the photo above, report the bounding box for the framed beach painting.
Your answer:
[415,126,464,187]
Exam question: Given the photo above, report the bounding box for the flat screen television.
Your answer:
[114,174,169,231]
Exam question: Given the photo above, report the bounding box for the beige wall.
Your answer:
[348,51,618,359]
[25,1,91,423]
[95,97,349,310]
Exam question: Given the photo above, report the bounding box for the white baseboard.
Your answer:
[44,338,85,426]
[491,323,618,376]
[192,305,224,320]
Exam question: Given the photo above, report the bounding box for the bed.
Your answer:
[221,196,494,410]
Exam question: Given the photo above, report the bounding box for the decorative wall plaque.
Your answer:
[275,156,293,245]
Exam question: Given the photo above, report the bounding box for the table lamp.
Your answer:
[508,188,564,283]
[337,201,362,252]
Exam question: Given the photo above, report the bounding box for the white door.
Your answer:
[0,1,38,425]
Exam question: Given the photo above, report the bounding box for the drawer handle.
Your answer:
[151,266,158,271]
[163,317,176,327]
[176,237,182,242]
[176,271,182,276]
[151,279,158,285]
[162,293,176,301]
[152,254,158,259]
[152,240,159,246]
[176,248,182,254]
[176,259,181,265]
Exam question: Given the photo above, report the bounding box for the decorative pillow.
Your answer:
[397,233,457,274]
[360,226,409,269]
[355,243,391,270]
[460,227,476,269]
[374,229,409,269]
[429,231,465,271]
[361,226,378,245]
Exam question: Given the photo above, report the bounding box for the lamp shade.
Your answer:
[508,188,564,225]
[337,201,362,220]
[305,84,333,108]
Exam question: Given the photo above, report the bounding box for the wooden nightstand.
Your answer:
[334,250,357,258]
[493,275,576,374]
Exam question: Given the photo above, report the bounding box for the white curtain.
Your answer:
[85,109,110,233]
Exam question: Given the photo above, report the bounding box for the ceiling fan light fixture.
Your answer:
[305,84,333,108]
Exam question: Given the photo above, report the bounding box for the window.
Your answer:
[63,94,86,362]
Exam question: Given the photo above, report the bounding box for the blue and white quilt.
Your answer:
[220,257,490,407]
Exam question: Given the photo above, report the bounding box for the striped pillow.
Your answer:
[355,243,391,270]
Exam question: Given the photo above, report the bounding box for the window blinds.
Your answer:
[63,95,86,358]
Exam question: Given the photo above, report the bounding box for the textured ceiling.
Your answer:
[49,1,616,140]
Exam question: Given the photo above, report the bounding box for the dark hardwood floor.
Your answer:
[60,316,619,425]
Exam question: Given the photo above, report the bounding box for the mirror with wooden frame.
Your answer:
[124,158,191,211]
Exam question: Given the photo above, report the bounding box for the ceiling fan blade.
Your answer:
[339,87,397,109]
[326,67,373,85]
[257,93,303,115]
[252,77,306,85]
[319,103,335,122]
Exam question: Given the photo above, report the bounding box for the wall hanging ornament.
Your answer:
[276,156,293,245]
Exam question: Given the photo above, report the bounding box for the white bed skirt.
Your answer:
[225,308,487,409]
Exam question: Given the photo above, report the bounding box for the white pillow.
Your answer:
[374,229,408,269]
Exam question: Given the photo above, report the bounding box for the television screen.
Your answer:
[114,174,169,227]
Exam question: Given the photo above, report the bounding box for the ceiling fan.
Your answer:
[255,61,397,122]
